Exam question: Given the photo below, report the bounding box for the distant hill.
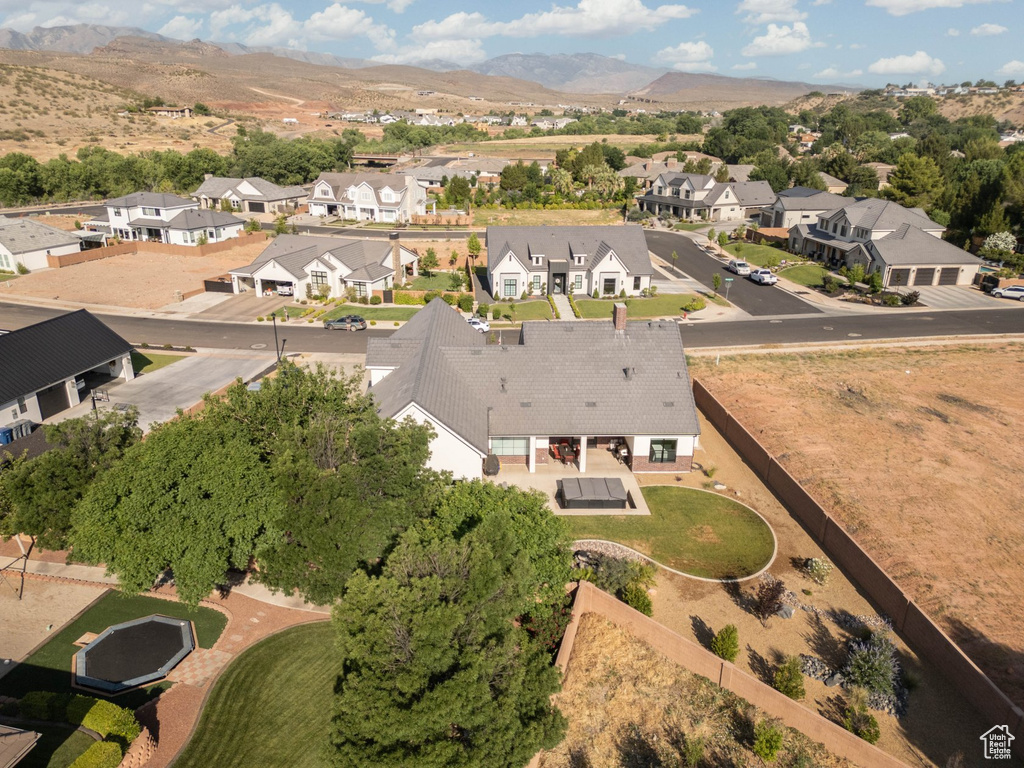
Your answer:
[0,24,167,53]
[629,72,855,109]
[471,53,666,94]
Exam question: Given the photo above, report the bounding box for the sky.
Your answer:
[2,0,1022,87]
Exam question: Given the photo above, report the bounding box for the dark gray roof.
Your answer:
[229,234,392,281]
[192,177,306,201]
[311,173,411,206]
[486,225,652,276]
[105,192,194,209]
[863,224,984,266]
[791,223,860,251]
[0,217,80,255]
[775,187,848,211]
[824,198,941,232]
[0,724,40,768]
[0,311,133,405]
[367,300,699,453]
[166,209,244,230]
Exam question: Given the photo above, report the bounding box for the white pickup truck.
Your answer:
[749,268,778,285]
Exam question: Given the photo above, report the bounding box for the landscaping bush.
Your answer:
[881,293,901,306]
[754,576,787,626]
[682,735,704,767]
[619,582,653,616]
[441,293,457,306]
[19,691,58,720]
[752,720,784,762]
[394,291,427,306]
[15,262,29,275]
[711,624,739,662]
[358,296,369,305]
[492,306,502,320]
[66,695,141,747]
[522,594,574,652]
[458,294,474,313]
[842,688,881,744]
[821,274,840,294]
[844,631,898,696]
[773,656,805,700]
[69,741,122,768]
[802,557,833,585]
[901,290,920,306]
[477,302,489,318]
[592,288,599,299]
[546,294,559,319]
[682,296,706,313]
[369,295,382,305]
[256,316,265,322]
[584,553,654,595]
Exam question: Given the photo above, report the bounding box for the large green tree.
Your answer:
[885,153,945,211]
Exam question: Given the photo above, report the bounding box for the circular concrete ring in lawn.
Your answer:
[569,486,777,583]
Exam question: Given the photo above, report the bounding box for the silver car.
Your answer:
[991,285,1024,301]
[727,259,751,276]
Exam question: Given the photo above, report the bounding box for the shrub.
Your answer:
[492,306,502,320]
[773,656,805,700]
[256,316,264,322]
[821,274,840,294]
[803,557,833,585]
[477,302,489,317]
[619,289,627,299]
[881,293,901,306]
[15,262,28,274]
[754,576,787,626]
[370,320,376,326]
[842,688,881,744]
[358,296,369,305]
[369,295,382,305]
[522,594,574,652]
[140,342,149,348]
[901,290,920,306]
[66,695,141,747]
[844,631,898,695]
[619,582,653,615]
[521,290,529,300]
[682,296,706,313]
[394,321,400,326]
[711,624,739,662]
[19,691,57,720]
[593,288,599,299]
[752,720,784,762]
[458,293,474,312]
[394,291,427,306]
[69,741,123,768]
[682,735,704,767]
[441,293,457,306]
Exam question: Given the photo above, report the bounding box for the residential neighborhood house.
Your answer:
[760,186,848,229]
[228,233,419,297]
[85,193,245,245]
[366,299,700,480]
[0,310,134,429]
[486,225,654,299]
[192,176,308,215]
[0,216,82,272]
[306,173,426,223]
[638,172,775,222]
[788,197,983,286]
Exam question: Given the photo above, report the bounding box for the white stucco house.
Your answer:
[638,172,775,222]
[0,216,82,272]
[306,173,426,223]
[85,193,244,245]
[192,176,308,215]
[486,225,654,299]
[366,299,700,481]
[228,233,419,298]
[759,186,849,229]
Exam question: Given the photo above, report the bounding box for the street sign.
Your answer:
[724,277,734,282]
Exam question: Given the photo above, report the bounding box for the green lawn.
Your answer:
[320,305,421,322]
[779,264,829,287]
[565,486,775,579]
[722,242,785,268]
[408,272,461,291]
[14,724,93,768]
[0,592,226,707]
[673,222,708,232]
[575,294,698,319]
[493,300,552,321]
[130,351,187,375]
[175,622,335,768]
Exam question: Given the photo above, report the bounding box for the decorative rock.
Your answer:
[777,604,795,620]
[713,481,727,490]
[824,672,844,687]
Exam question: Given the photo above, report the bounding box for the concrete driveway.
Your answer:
[913,285,1010,310]
[194,293,294,322]
[49,354,276,432]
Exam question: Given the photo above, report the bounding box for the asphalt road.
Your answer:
[644,230,821,317]
[3,203,106,217]
[3,302,1022,353]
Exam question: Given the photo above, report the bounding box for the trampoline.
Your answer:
[74,615,195,695]
[560,477,630,510]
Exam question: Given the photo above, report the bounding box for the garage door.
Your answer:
[248,202,266,213]
[912,268,935,286]
[938,267,960,285]
[888,268,911,288]
[36,383,70,420]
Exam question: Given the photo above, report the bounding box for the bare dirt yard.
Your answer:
[689,344,1024,714]
[0,578,106,663]
[0,240,269,309]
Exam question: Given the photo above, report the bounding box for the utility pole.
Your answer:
[272,314,281,362]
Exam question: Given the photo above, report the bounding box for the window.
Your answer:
[532,275,541,290]
[603,277,616,294]
[574,274,583,290]
[17,396,27,414]
[532,256,542,266]
[355,283,367,297]
[649,439,677,463]
[633,276,641,291]
[311,271,328,288]
[840,226,848,237]
[113,208,122,217]
[491,437,529,455]
[575,255,585,266]
[142,207,159,216]
[0,253,9,270]
[503,278,517,297]
[360,189,372,201]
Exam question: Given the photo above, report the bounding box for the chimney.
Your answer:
[666,157,678,169]
[389,231,401,284]
[203,173,213,180]
[612,302,627,331]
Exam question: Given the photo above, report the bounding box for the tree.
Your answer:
[244,218,262,233]
[885,153,944,210]
[448,271,464,291]
[193,103,212,116]
[772,656,805,699]
[717,231,728,246]
[420,248,439,276]
[711,624,739,662]
[1,409,141,550]
[753,577,786,626]
[330,486,569,767]
[898,95,937,126]
[466,232,481,259]
[789,163,826,191]
[714,163,730,183]
[752,721,784,762]
[712,272,722,295]
[445,176,472,208]
[273,213,289,234]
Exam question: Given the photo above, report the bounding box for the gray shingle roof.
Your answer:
[105,192,194,209]
[229,234,391,281]
[864,224,984,266]
[775,187,848,211]
[311,173,410,206]
[366,300,700,454]
[192,177,307,201]
[825,198,940,232]
[0,217,80,256]
[0,310,133,405]
[486,225,653,276]
[166,209,244,230]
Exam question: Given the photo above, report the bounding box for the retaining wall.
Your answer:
[45,233,269,269]
[47,242,136,268]
[691,378,1024,742]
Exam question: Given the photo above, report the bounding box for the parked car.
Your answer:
[749,269,778,285]
[991,285,1024,301]
[323,315,367,331]
[726,259,751,276]
[467,316,490,333]
[277,283,294,296]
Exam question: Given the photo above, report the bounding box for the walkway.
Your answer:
[550,292,572,318]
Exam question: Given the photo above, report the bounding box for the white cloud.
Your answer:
[732,61,758,70]
[736,0,806,24]
[158,14,203,38]
[946,27,960,35]
[371,38,487,65]
[657,40,716,71]
[304,4,395,49]
[349,0,416,12]
[208,2,394,50]
[811,0,832,5]
[849,42,865,49]
[814,66,864,78]
[741,21,819,56]
[996,60,1024,77]
[868,50,945,76]
[411,0,697,41]
[970,22,1006,35]
[865,0,1006,16]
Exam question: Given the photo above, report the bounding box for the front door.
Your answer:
[552,274,566,294]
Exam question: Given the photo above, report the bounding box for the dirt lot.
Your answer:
[0,577,107,663]
[0,240,269,309]
[689,344,1024,714]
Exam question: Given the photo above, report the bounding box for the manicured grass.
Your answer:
[575,294,698,319]
[0,592,226,707]
[565,486,775,579]
[175,622,336,768]
[130,351,187,375]
[722,242,786,268]
[493,299,552,321]
[320,305,420,322]
[472,208,620,227]
[673,222,709,231]
[408,272,460,291]
[779,264,829,287]
[15,724,93,768]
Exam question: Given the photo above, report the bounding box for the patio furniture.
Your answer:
[552,445,564,464]
[560,477,629,509]
[617,445,630,464]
